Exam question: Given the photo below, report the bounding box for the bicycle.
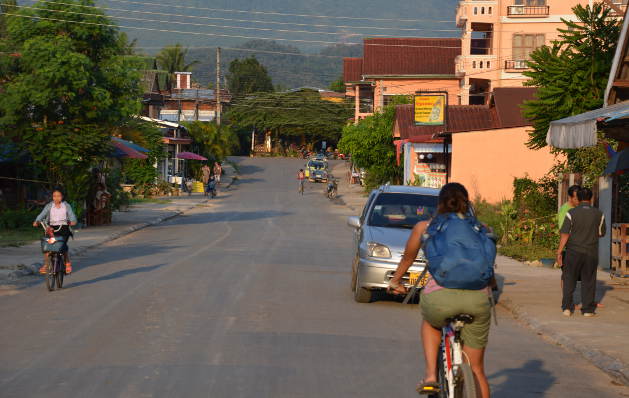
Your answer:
[39,222,68,292]
[425,314,478,398]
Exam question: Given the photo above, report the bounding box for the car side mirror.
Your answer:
[347,216,361,229]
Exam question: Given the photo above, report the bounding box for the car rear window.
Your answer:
[368,193,438,229]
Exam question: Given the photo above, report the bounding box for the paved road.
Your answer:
[1,158,627,398]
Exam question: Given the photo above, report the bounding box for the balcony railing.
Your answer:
[507,5,549,17]
[505,60,529,70]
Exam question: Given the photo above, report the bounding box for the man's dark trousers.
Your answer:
[562,249,598,313]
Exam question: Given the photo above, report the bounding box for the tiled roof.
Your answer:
[343,58,363,82]
[491,87,537,128]
[362,38,461,76]
[394,88,537,139]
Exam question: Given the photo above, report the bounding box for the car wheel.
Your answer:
[353,270,372,303]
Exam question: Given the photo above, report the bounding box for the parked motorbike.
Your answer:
[325,178,338,200]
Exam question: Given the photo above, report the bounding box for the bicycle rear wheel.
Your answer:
[436,346,448,398]
[45,256,55,292]
[454,363,477,398]
[55,254,64,289]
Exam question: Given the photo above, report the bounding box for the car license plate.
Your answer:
[409,272,429,287]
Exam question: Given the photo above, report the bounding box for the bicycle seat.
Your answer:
[446,314,474,325]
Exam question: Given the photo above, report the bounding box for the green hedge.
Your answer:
[0,209,41,229]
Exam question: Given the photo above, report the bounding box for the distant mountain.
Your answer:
[99,0,460,88]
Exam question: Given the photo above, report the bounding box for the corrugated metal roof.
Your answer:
[362,38,461,76]
[343,58,363,82]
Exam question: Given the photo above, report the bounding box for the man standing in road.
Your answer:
[297,169,305,195]
[201,163,211,197]
[214,162,222,185]
[557,187,606,317]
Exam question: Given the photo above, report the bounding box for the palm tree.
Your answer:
[156,44,199,90]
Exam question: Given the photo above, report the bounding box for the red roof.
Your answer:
[362,38,461,76]
[394,88,536,139]
[343,58,363,83]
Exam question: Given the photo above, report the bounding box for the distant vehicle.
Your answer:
[313,153,327,162]
[347,185,440,303]
[305,159,328,182]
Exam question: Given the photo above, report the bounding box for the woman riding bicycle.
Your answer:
[33,188,77,274]
[389,183,492,398]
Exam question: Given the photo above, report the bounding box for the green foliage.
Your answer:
[184,121,239,164]
[523,3,620,150]
[227,57,274,98]
[338,105,403,190]
[475,176,559,261]
[114,118,165,190]
[0,208,39,229]
[228,91,352,143]
[156,43,198,74]
[329,76,345,93]
[1,0,142,132]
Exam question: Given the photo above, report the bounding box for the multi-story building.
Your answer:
[455,0,626,105]
[343,38,461,122]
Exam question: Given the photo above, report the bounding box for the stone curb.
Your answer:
[498,296,629,386]
[3,199,208,281]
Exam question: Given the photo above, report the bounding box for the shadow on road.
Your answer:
[66,263,166,288]
[489,359,556,397]
[234,178,266,185]
[171,210,292,225]
[237,164,265,175]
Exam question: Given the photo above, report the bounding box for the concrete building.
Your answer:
[454,0,623,105]
[343,38,461,122]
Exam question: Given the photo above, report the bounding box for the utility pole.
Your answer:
[216,47,221,126]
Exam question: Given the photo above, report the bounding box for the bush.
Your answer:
[0,208,40,229]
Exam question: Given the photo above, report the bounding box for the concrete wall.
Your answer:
[450,126,557,203]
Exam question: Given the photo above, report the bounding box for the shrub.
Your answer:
[0,209,40,229]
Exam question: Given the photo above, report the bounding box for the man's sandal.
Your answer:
[65,262,72,274]
[39,264,47,275]
[416,380,440,395]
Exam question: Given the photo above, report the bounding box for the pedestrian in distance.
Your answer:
[557,187,606,317]
[214,161,222,185]
[297,169,305,195]
[201,163,211,197]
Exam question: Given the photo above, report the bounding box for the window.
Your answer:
[472,61,476,68]
[487,61,491,68]
[512,34,545,61]
[474,7,478,15]
[480,61,484,68]
[481,6,485,14]
[514,0,546,5]
[488,6,492,14]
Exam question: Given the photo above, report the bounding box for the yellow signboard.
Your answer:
[414,93,447,126]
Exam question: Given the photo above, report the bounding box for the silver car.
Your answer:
[347,185,440,303]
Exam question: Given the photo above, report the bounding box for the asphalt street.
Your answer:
[0,157,627,398]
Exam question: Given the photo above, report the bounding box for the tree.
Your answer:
[156,43,198,91]
[523,3,621,149]
[227,57,274,98]
[184,121,239,163]
[338,105,403,189]
[329,76,345,93]
[227,90,352,145]
[0,0,143,210]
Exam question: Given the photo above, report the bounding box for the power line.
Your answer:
[33,0,465,33]
[102,0,457,24]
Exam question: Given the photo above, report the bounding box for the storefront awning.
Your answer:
[546,102,629,149]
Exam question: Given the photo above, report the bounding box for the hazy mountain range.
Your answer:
[98,0,461,88]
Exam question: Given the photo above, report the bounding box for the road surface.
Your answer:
[1,158,627,397]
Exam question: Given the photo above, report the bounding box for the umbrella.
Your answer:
[603,149,629,175]
[112,137,149,153]
[111,138,148,159]
[176,151,207,161]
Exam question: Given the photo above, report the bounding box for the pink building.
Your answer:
[343,38,461,122]
[454,0,624,105]
[394,88,557,202]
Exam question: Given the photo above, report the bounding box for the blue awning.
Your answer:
[547,101,629,149]
[112,137,149,153]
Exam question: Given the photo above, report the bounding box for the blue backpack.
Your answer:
[423,213,496,290]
